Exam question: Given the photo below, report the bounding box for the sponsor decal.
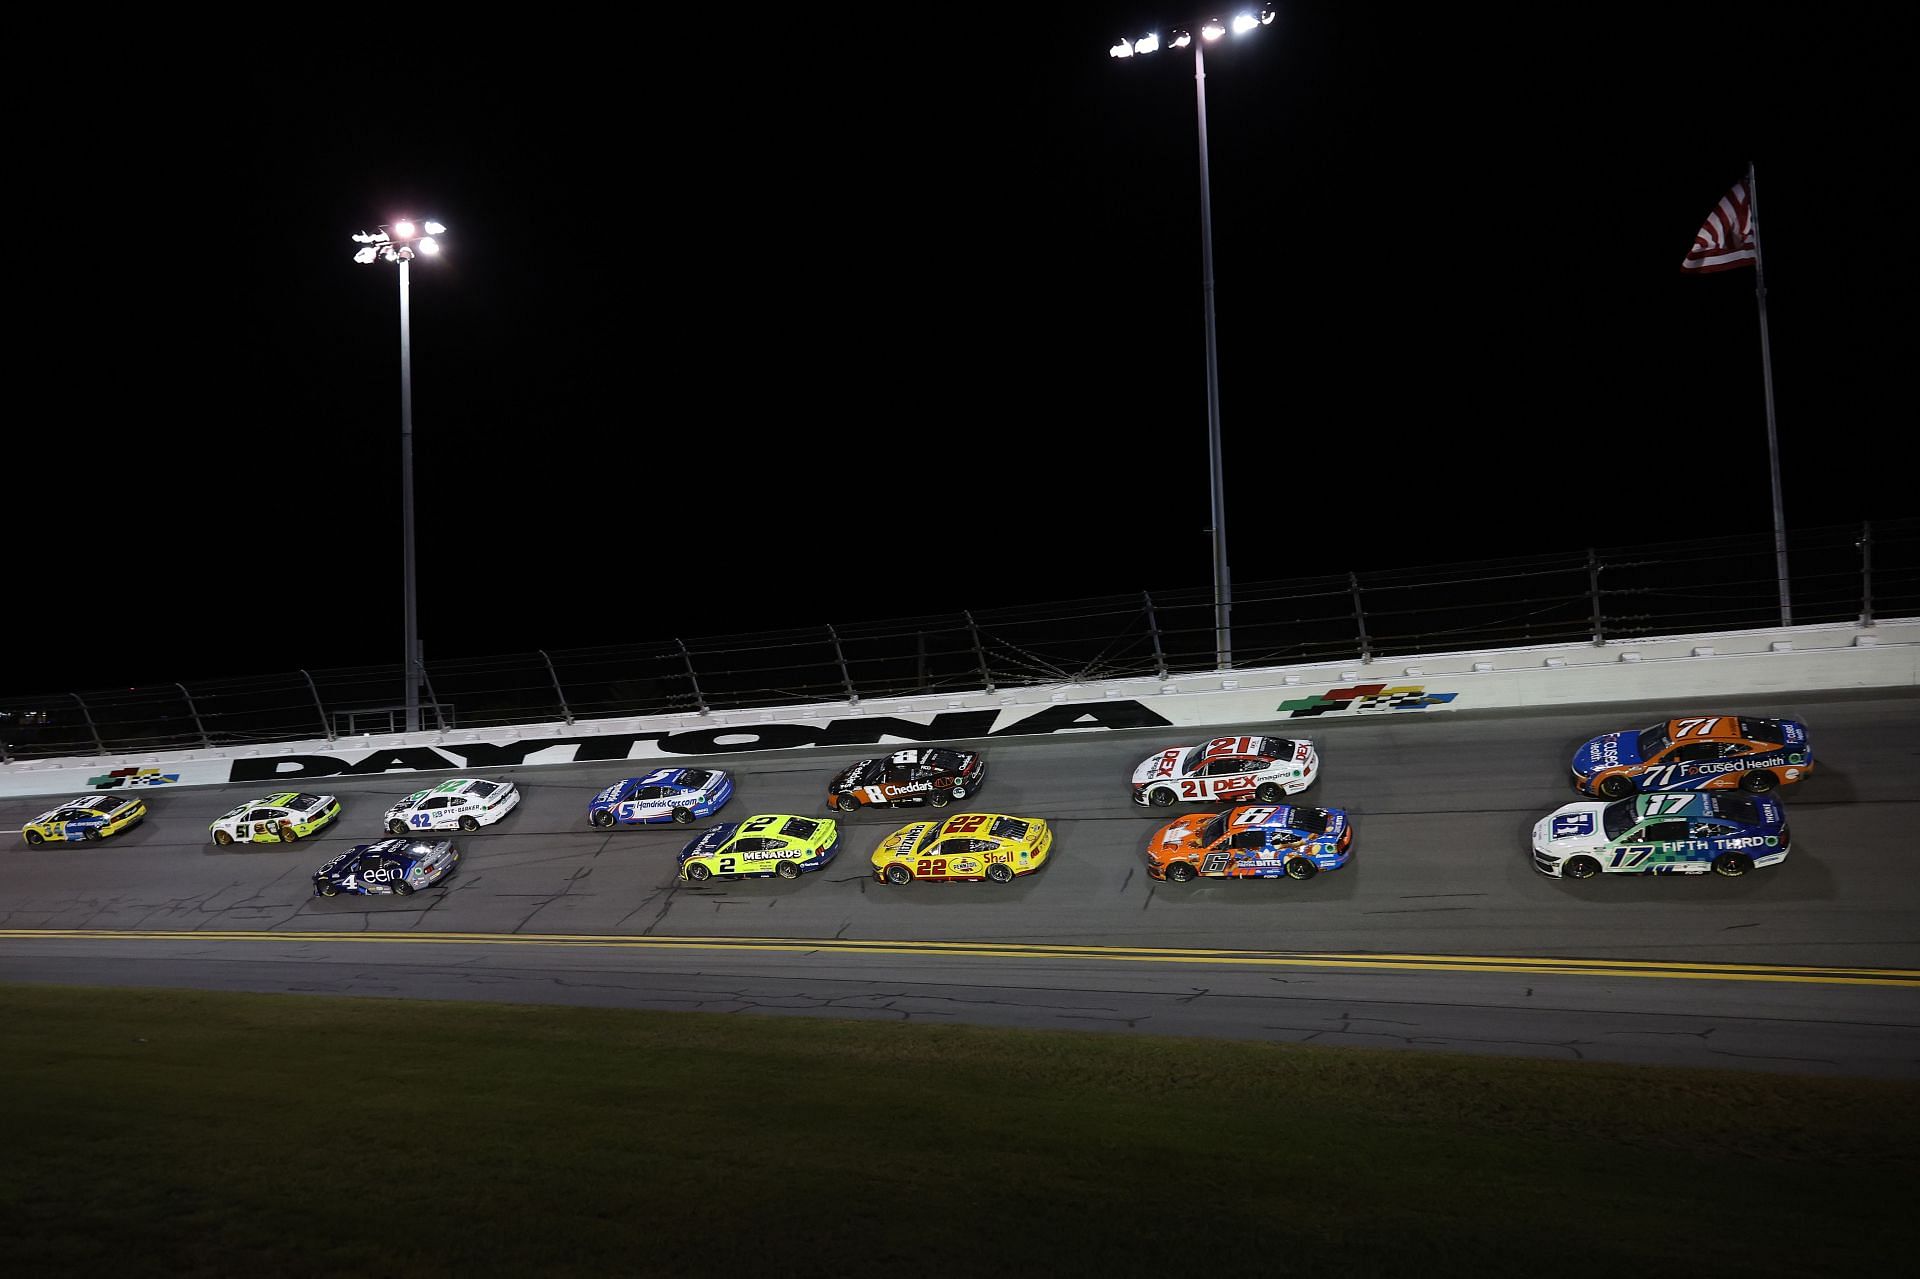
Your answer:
[1275,684,1458,718]
[89,766,180,790]
[1551,812,1596,838]
[741,849,806,861]
[227,701,1174,783]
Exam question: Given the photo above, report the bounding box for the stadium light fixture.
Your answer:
[351,216,448,734]
[1106,13,1274,671]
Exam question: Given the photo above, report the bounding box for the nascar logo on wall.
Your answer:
[1275,684,1458,717]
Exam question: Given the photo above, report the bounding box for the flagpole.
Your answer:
[1747,160,1792,625]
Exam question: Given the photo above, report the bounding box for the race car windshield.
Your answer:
[220,804,249,819]
[1636,725,1670,757]
[1180,746,1208,774]
[924,749,969,772]
[1291,808,1331,835]
[1709,795,1762,824]
[1197,814,1231,846]
[1602,801,1639,840]
[989,818,1031,841]
[780,817,821,840]
[1737,718,1783,743]
[466,781,499,798]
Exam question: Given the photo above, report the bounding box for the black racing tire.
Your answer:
[686,862,712,883]
[834,793,862,813]
[591,809,617,829]
[389,819,410,836]
[672,807,694,826]
[24,830,44,847]
[775,860,802,881]
[1597,774,1635,800]
[950,785,969,801]
[1564,856,1602,880]
[929,790,951,808]
[1255,783,1284,804]
[884,863,914,885]
[1285,856,1318,881]
[1165,862,1197,883]
[1739,770,1777,794]
[394,881,416,896]
[985,862,1014,884]
[458,816,480,833]
[1148,787,1177,808]
[318,883,339,897]
[84,827,102,841]
[213,829,233,846]
[1711,851,1753,878]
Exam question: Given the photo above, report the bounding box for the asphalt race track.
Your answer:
[4,691,1918,1077]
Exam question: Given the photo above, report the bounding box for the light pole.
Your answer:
[353,218,446,733]
[1111,7,1274,672]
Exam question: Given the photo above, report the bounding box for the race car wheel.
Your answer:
[591,810,616,829]
[985,862,1014,884]
[835,793,862,813]
[950,785,969,801]
[1597,775,1634,800]
[24,830,44,846]
[84,827,102,841]
[1255,783,1284,804]
[1739,770,1777,794]
[1564,856,1602,880]
[280,824,298,843]
[1165,862,1196,883]
[1285,857,1318,881]
[318,883,338,897]
[458,816,480,833]
[686,863,713,883]
[1148,788,1177,808]
[394,881,416,896]
[1711,851,1753,878]
[884,864,914,885]
[389,819,410,836]
[213,830,233,846]
[672,808,694,825]
[929,791,951,808]
[775,860,802,880]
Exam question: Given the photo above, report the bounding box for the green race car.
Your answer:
[677,813,840,882]
[209,792,343,845]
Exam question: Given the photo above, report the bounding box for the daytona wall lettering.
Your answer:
[227,701,1174,782]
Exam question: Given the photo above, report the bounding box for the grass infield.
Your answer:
[2,983,1913,1277]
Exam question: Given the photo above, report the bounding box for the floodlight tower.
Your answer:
[1110,7,1274,672]
[352,218,447,734]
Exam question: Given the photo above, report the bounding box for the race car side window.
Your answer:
[245,809,275,821]
[1229,831,1264,849]
[633,787,666,801]
[1690,822,1736,837]
[1718,742,1752,758]
[1669,743,1721,763]
[1641,819,1689,842]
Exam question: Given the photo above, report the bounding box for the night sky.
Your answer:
[7,6,1909,697]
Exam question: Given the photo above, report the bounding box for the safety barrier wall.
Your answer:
[2,618,1911,799]
[4,519,1915,764]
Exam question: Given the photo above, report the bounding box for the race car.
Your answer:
[209,792,342,845]
[871,812,1052,884]
[827,747,986,812]
[21,794,147,845]
[384,777,520,834]
[1131,735,1318,807]
[1144,803,1352,882]
[678,813,839,882]
[589,768,733,827]
[1571,715,1812,798]
[1530,791,1790,879]
[312,838,459,896]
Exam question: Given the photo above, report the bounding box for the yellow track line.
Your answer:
[1,928,1916,987]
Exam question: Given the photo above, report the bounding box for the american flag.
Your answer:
[1681,178,1757,273]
